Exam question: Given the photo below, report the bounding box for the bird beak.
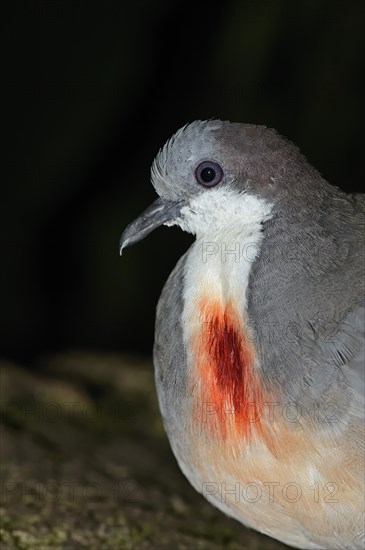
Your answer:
[119,197,185,254]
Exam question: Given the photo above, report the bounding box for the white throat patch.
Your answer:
[172,188,273,313]
[165,187,273,240]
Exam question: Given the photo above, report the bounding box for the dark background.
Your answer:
[3,0,365,365]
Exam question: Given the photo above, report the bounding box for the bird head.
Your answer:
[120,120,325,252]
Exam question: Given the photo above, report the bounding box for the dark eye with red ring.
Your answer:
[194,161,224,188]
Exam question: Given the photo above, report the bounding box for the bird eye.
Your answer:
[194,161,224,188]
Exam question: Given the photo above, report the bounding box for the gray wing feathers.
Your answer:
[153,251,189,435]
[249,190,364,417]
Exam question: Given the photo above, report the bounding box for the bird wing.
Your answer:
[297,302,365,411]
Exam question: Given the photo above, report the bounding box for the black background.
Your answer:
[3,0,365,364]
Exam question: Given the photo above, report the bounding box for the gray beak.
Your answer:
[119,197,185,254]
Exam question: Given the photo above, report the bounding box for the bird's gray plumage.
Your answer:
[154,252,188,434]
[121,120,365,550]
[247,189,365,421]
[153,120,365,426]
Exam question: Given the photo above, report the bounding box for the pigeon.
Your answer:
[120,120,365,549]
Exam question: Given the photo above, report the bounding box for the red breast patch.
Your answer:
[191,297,268,442]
